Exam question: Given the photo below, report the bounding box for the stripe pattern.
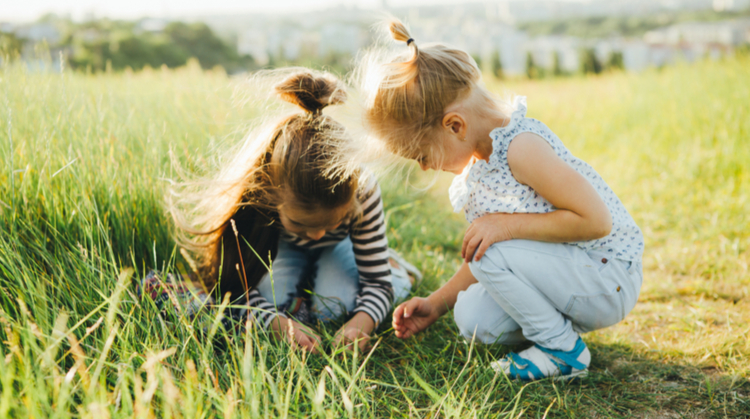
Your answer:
[247,179,394,327]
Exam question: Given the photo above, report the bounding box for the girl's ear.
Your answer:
[442,112,467,140]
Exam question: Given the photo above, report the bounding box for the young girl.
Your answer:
[357,20,644,380]
[169,70,413,352]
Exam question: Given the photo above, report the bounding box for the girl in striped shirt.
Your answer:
[169,70,413,352]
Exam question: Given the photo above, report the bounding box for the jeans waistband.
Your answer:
[587,249,641,276]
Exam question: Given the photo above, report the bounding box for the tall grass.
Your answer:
[1,55,748,417]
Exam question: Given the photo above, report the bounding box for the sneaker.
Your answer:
[491,337,590,381]
[387,248,423,283]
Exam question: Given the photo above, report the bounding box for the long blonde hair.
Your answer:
[354,18,500,166]
[169,69,358,300]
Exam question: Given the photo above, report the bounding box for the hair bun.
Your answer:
[275,71,346,114]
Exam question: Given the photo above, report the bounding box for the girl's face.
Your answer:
[414,130,476,175]
[278,200,352,241]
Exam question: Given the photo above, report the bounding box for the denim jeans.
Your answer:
[454,240,642,351]
[256,237,412,321]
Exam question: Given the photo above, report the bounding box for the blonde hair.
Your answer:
[355,18,497,166]
[169,69,358,300]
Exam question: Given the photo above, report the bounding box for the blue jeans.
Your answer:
[454,240,642,351]
[256,238,411,321]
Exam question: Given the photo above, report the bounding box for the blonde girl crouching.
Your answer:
[355,20,644,380]
[170,70,413,352]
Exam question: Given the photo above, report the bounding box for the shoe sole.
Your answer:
[490,361,589,382]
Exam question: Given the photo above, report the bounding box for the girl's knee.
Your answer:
[453,289,483,339]
[467,246,511,284]
[453,284,524,345]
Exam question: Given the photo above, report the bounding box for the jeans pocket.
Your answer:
[565,282,625,333]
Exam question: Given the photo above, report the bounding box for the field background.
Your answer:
[0,56,748,417]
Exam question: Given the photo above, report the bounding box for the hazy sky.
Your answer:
[2,0,550,22]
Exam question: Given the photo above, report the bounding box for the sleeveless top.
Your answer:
[448,96,644,262]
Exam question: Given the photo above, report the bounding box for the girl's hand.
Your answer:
[392,297,440,339]
[333,311,375,352]
[268,315,322,354]
[462,213,516,262]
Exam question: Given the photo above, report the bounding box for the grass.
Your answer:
[1,55,749,417]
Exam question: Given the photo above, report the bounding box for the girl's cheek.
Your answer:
[279,219,300,234]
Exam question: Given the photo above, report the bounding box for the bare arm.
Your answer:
[463,133,612,262]
[506,132,612,241]
[426,262,477,315]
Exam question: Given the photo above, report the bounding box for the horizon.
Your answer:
[4,0,598,24]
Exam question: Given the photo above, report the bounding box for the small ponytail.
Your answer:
[275,70,347,115]
[385,19,420,87]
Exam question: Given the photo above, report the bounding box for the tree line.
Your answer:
[1,16,256,73]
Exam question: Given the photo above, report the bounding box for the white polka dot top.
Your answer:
[448,96,644,262]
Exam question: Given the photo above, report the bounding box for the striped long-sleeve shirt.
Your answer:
[243,179,394,328]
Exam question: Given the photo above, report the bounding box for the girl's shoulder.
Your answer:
[488,96,529,160]
[356,171,381,203]
[488,97,563,164]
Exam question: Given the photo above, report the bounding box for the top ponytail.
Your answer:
[275,71,347,114]
[389,20,419,61]
[381,20,421,89]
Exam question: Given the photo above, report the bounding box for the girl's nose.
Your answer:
[307,230,326,241]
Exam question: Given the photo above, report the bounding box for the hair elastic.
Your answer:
[406,38,414,46]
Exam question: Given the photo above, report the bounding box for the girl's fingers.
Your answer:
[300,333,321,354]
[395,300,414,321]
[463,232,479,261]
[463,243,474,263]
[393,303,405,324]
[403,298,423,318]
[461,232,470,258]
[464,237,479,263]
[474,240,489,261]
[462,222,479,258]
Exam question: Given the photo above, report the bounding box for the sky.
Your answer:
[1,0,549,23]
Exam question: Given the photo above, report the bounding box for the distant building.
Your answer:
[318,23,366,57]
[644,20,750,46]
[523,36,581,73]
[237,29,270,65]
[136,18,168,33]
[13,23,60,44]
[713,0,750,11]
[621,41,651,71]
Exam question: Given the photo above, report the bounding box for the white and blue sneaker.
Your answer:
[491,337,590,381]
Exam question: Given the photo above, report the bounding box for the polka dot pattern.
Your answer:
[448,96,644,262]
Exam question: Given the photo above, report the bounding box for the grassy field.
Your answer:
[1,56,748,418]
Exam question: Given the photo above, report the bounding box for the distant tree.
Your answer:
[607,51,624,71]
[526,51,538,79]
[164,22,240,70]
[471,54,482,72]
[63,20,251,72]
[552,51,564,76]
[0,32,23,58]
[491,50,504,79]
[580,48,603,75]
[275,44,287,66]
[321,51,351,74]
